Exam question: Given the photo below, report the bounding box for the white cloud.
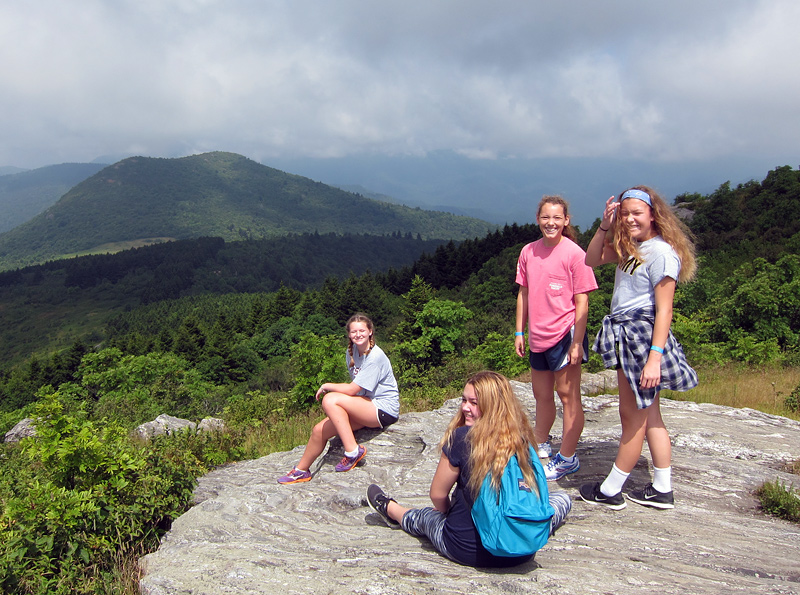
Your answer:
[0,0,797,168]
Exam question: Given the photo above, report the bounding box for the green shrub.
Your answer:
[756,479,800,524]
[468,332,529,378]
[785,384,800,413]
[288,333,348,408]
[0,392,204,594]
[224,390,296,427]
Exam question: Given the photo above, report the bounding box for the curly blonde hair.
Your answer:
[607,185,697,282]
[440,371,538,498]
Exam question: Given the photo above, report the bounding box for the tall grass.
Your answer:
[663,364,800,421]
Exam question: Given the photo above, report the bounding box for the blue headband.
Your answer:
[619,189,652,206]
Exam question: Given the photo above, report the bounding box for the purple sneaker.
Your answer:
[277,466,311,484]
[335,445,367,472]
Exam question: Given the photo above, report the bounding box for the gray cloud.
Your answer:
[1,0,797,169]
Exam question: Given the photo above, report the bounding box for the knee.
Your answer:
[321,393,343,414]
[310,419,328,441]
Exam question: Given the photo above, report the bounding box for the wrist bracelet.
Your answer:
[598,226,609,232]
[650,345,664,354]
[515,331,524,336]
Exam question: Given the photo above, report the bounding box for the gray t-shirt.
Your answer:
[348,344,400,418]
[611,236,681,315]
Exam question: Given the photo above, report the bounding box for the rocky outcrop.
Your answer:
[139,375,800,594]
[5,414,225,443]
[134,415,225,440]
[3,418,36,443]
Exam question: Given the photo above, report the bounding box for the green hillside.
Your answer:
[0,163,106,234]
[0,152,493,271]
[0,233,447,366]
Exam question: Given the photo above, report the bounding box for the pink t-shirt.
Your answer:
[515,237,598,352]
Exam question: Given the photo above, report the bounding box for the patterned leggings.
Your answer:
[400,491,572,560]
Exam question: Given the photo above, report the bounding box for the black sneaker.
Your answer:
[579,482,627,510]
[367,484,398,526]
[626,483,675,509]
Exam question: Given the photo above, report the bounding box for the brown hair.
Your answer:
[537,195,578,242]
[346,312,375,368]
[607,185,697,283]
[440,371,539,498]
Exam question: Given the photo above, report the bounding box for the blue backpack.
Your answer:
[470,445,554,557]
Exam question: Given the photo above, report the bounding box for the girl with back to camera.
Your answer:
[366,371,571,567]
[515,196,598,481]
[278,313,400,484]
[580,186,697,510]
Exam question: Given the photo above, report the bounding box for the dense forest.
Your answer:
[0,165,798,594]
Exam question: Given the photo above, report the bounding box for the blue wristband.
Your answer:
[650,345,664,354]
[515,331,524,336]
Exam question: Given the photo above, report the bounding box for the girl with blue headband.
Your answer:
[580,186,697,510]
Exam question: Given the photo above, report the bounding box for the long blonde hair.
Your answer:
[607,185,697,282]
[346,312,375,369]
[440,371,538,497]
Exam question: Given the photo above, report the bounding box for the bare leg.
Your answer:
[553,362,584,458]
[295,392,378,470]
[644,394,671,468]
[614,369,650,473]
[386,500,410,523]
[530,369,556,445]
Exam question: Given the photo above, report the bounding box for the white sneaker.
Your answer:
[536,439,553,458]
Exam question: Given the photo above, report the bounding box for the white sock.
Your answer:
[558,452,576,463]
[344,448,359,458]
[600,464,630,497]
[652,466,672,493]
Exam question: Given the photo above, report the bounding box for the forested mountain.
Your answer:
[681,164,800,273]
[0,232,447,366]
[0,152,493,271]
[0,163,106,234]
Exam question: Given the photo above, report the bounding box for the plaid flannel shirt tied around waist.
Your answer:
[593,305,698,409]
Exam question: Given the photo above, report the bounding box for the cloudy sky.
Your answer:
[2,1,798,223]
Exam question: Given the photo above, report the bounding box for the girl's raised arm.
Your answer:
[585,196,619,267]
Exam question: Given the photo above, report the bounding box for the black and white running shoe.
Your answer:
[367,484,399,526]
[579,482,627,510]
[626,483,675,509]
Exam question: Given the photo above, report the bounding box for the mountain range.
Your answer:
[0,163,106,234]
[0,152,492,271]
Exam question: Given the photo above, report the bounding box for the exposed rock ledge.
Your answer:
[139,374,800,594]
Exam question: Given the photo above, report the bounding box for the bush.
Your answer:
[468,332,529,378]
[785,383,800,413]
[288,333,348,408]
[756,479,800,524]
[0,393,204,594]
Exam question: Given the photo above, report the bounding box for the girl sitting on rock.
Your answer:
[367,371,571,567]
[278,313,400,484]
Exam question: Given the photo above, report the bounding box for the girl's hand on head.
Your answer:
[602,196,618,228]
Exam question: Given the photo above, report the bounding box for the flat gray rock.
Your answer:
[139,376,800,594]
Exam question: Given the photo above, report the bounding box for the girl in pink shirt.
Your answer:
[515,196,598,481]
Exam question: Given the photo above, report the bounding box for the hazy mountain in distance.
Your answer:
[0,151,494,271]
[0,163,107,233]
